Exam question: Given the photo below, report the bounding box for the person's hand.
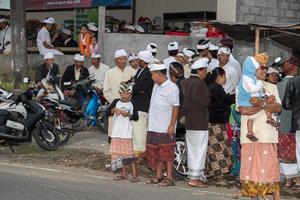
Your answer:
[121,110,130,117]
[250,97,263,107]
[112,108,122,115]
[167,124,175,136]
[266,95,275,104]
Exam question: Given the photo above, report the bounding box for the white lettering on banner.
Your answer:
[46,0,81,6]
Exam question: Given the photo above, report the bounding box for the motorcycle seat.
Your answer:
[58,99,79,109]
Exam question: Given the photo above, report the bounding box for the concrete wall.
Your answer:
[0,54,76,81]
[217,0,237,22]
[135,0,217,22]
[99,33,292,68]
[236,0,300,23]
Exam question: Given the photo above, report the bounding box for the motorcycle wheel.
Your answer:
[173,141,188,179]
[97,111,108,134]
[34,120,60,151]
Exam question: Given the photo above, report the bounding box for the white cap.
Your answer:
[105,28,111,33]
[91,53,101,59]
[182,48,195,58]
[217,46,231,56]
[168,41,179,51]
[61,28,72,36]
[74,54,85,62]
[209,44,219,51]
[124,24,135,31]
[0,18,8,23]
[114,49,128,59]
[44,52,54,60]
[43,17,55,24]
[267,67,279,74]
[135,25,144,33]
[146,43,158,53]
[138,50,153,63]
[149,63,167,72]
[197,39,210,50]
[87,22,96,27]
[128,53,138,62]
[191,57,209,69]
[88,24,98,32]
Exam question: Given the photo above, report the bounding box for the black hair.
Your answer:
[169,62,184,79]
[210,50,218,59]
[205,67,226,84]
[191,69,198,75]
[91,35,98,41]
[151,52,157,57]
[159,69,167,75]
[81,24,88,29]
[169,50,178,57]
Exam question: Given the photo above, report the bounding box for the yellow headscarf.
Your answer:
[255,53,269,66]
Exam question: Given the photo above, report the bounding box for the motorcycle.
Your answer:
[37,75,108,135]
[0,82,60,152]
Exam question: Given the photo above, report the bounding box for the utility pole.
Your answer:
[10,0,28,84]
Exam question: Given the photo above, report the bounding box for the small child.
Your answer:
[79,24,91,57]
[238,53,278,142]
[107,79,139,182]
[89,36,99,55]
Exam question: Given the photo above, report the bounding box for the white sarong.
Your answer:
[186,130,208,181]
[132,112,148,154]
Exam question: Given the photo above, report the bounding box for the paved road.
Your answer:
[0,162,246,200]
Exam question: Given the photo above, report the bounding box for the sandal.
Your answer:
[130,178,140,183]
[188,181,208,188]
[292,184,300,190]
[158,179,175,187]
[145,177,164,184]
[113,175,128,181]
[246,132,258,142]
[266,119,279,128]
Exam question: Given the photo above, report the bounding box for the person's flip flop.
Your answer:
[130,178,140,183]
[145,177,163,184]
[188,181,208,188]
[292,184,300,190]
[113,175,128,181]
[158,179,175,187]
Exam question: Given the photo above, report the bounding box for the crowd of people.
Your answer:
[34,15,300,199]
[36,17,100,56]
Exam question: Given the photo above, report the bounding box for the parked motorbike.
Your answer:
[37,75,108,135]
[0,82,60,152]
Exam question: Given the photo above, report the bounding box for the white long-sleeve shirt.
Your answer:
[103,66,136,103]
[242,75,264,97]
[222,63,239,94]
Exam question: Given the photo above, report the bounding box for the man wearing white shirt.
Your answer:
[146,62,179,186]
[103,49,136,139]
[163,41,179,75]
[36,17,63,56]
[218,47,239,94]
[0,18,11,54]
[219,38,242,80]
[88,53,110,90]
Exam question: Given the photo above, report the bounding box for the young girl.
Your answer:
[107,80,139,182]
[238,53,277,142]
[79,24,91,57]
[89,36,99,55]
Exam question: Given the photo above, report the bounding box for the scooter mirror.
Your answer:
[275,57,281,63]
[23,77,29,83]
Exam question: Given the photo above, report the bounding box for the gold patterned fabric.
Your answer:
[241,181,280,198]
